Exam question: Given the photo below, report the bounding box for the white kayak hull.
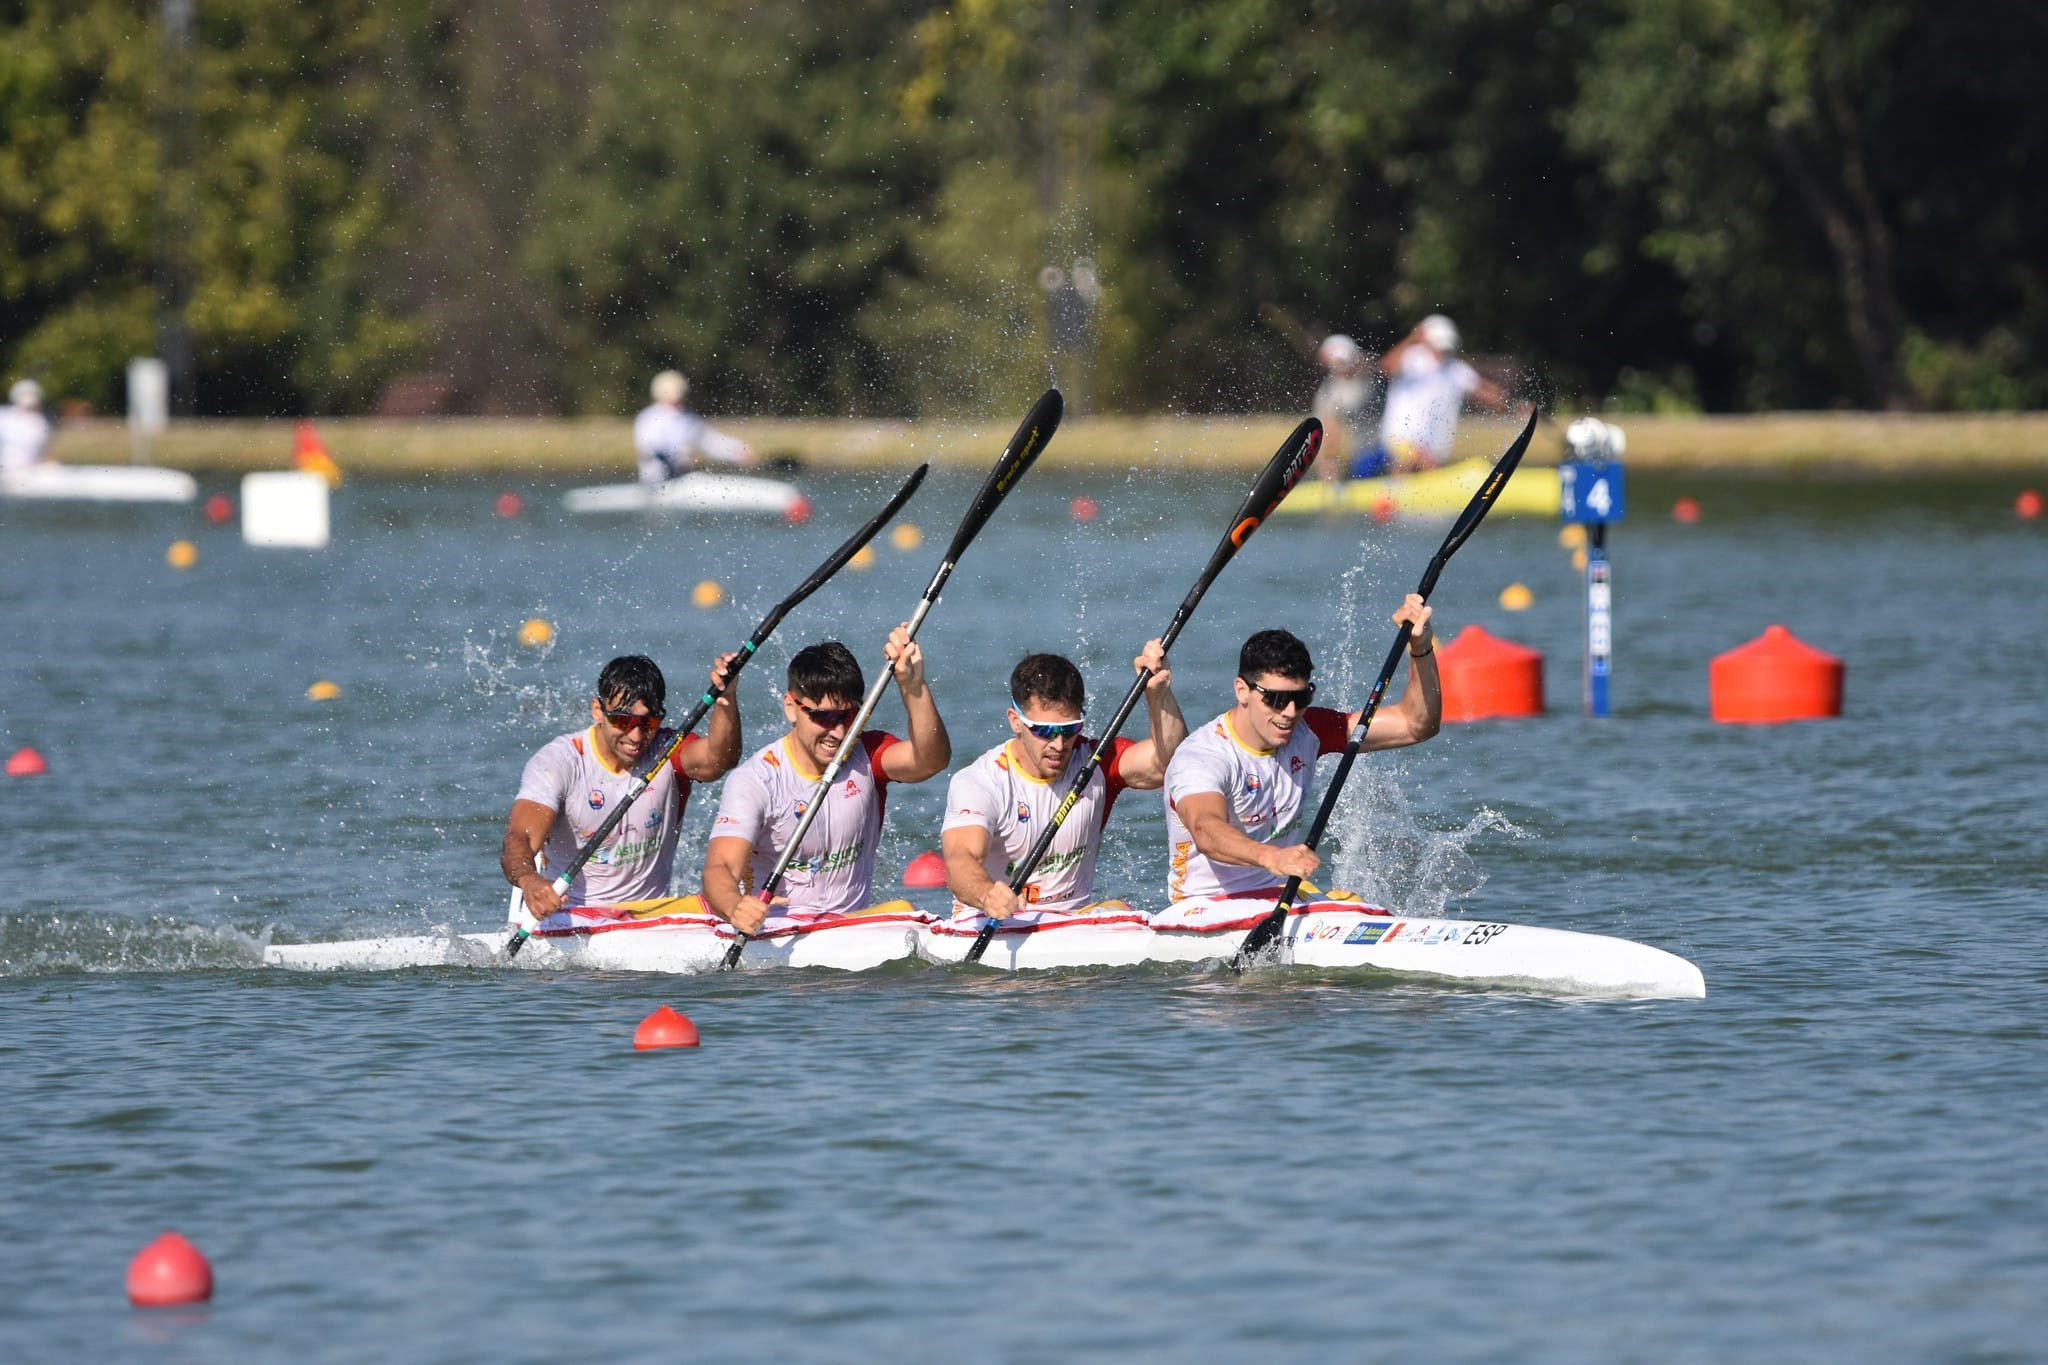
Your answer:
[1,463,198,503]
[265,898,1704,999]
[563,472,802,516]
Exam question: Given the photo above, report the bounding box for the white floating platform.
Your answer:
[0,463,197,503]
[564,472,803,516]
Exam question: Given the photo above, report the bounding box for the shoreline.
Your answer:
[40,411,2048,476]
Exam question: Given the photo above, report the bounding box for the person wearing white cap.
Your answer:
[0,379,53,470]
[632,369,756,484]
[1352,315,1508,477]
[1311,334,1379,482]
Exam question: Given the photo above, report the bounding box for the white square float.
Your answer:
[241,470,330,548]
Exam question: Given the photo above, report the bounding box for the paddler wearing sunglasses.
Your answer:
[702,625,951,935]
[940,641,1186,924]
[501,652,742,918]
[1161,597,1440,903]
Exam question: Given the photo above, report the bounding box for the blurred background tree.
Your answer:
[2,0,2041,417]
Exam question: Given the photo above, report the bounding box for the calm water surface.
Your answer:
[3,448,2045,1361]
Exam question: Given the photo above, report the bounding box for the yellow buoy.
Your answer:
[518,617,554,647]
[166,540,198,570]
[889,523,923,551]
[306,680,341,701]
[1498,583,1535,611]
[849,545,877,571]
[691,580,724,608]
[1558,524,1587,550]
[1571,547,1588,572]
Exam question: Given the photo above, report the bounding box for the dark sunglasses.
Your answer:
[1240,677,1315,712]
[1015,712,1085,741]
[795,699,859,729]
[602,708,664,733]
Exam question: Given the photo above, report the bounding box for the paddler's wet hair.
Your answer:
[1239,629,1313,683]
[1010,653,1084,711]
[597,655,666,711]
[788,642,863,704]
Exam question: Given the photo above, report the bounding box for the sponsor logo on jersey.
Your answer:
[1246,776,1262,793]
[1290,755,1304,772]
[843,778,861,799]
[587,789,606,810]
[1016,802,1031,824]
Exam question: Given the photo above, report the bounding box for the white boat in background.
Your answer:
[0,462,198,503]
[263,894,1706,1000]
[563,470,803,516]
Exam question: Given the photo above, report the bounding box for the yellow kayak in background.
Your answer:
[1278,457,1560,519]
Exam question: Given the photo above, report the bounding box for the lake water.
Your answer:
[3,452,2045,1361]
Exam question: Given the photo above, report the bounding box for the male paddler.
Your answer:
[502,653,742,918]
[942,643,1185,922]
[1162,602,1439,903]
[702,627,950,934]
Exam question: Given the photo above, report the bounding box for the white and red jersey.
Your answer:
[942,736,1138,915]
[1161,707,1350,901]
[515,726,700,906]
[710,731,899,917]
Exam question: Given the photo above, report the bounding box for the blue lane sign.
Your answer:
[1559,461,1625,524]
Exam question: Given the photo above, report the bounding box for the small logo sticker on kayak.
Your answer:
[1345,921,1390,945]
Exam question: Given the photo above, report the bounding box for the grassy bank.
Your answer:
[44,411,2048,477]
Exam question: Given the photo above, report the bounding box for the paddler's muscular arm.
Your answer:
[678,651,742,781]
[877,623,951,782]
[942,823,1021,921]
[501,799,566,917]
[1114,638,1187,790]
[1177,791,1321,881]
[702,834,767,936]
[1356,594,1441,751]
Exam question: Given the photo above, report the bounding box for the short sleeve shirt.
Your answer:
[515,726,698,905]
[941,736,1137,914]
[710,732,898,916]
[1161,707,1350,901]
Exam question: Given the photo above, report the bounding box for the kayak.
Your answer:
[263,894,1705,999]
[0,463,198,503]
[563,471,803,516]
[1277,458,1560,519]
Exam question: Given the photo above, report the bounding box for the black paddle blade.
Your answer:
[1228,417,1321,549]
[793,463,929,603]
[1419,408,1539,597]
[940,389,1061,564]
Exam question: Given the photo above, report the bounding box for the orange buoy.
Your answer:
[1069,495,1100,522]
[6,746,49,777]
[2017,489,2042,520]
[633,1006,700,1050]
[783,495,813,527]
[1710,625,1843,723]
[495,491,523,518]
[1435,625,1544,722]
[127,1231,214,1306]
[902,849,947,888]
[203,494,234,524]
[1672,497,1702,524]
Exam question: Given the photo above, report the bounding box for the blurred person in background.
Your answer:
[1312,334,1379,483]
[0,380,52,469]
[633,369,757,483]
[1353,315,1509,477]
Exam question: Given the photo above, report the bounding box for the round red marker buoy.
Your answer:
[202,494,234,525]
[1069,495,1099,523]
[633,1006,700,1050]
[5,746,48,777]
[127,1231,214,1306]
[2017,489,2042,520]
[1370,495,1397,524]
[783,495,813,527]
[494,491,523,518]
[1672,496,1702,524]
[1435,625,1544,722]
[1710,624,1843,724]
[902,849,947,888]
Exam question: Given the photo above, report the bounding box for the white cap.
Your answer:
[1317,334,1365,371]
[1419,315,1459,354]
[650,370,688,404]
[1564,417,1605,459]
[9,378,42,408]
[1602,422,1627,458]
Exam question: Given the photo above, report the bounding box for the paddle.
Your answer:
[1228,408,1539,972]
[719,389,1063,970]
[963,417,1325,963]
[500,463,930,958]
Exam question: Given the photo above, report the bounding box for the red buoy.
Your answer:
[1069,495,1100,522]
[203,494,234,525]
[6,746,48,777]
[127,1231,214,1306]
[1672,496,1702,524]
[633,1006,700,1050]
[2017,489,2042,520]
[902,849,947,888]
[1710,625,1843,723]
[1435,625,1544,722]
[494,491,523,518]
[783,495,814,527]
